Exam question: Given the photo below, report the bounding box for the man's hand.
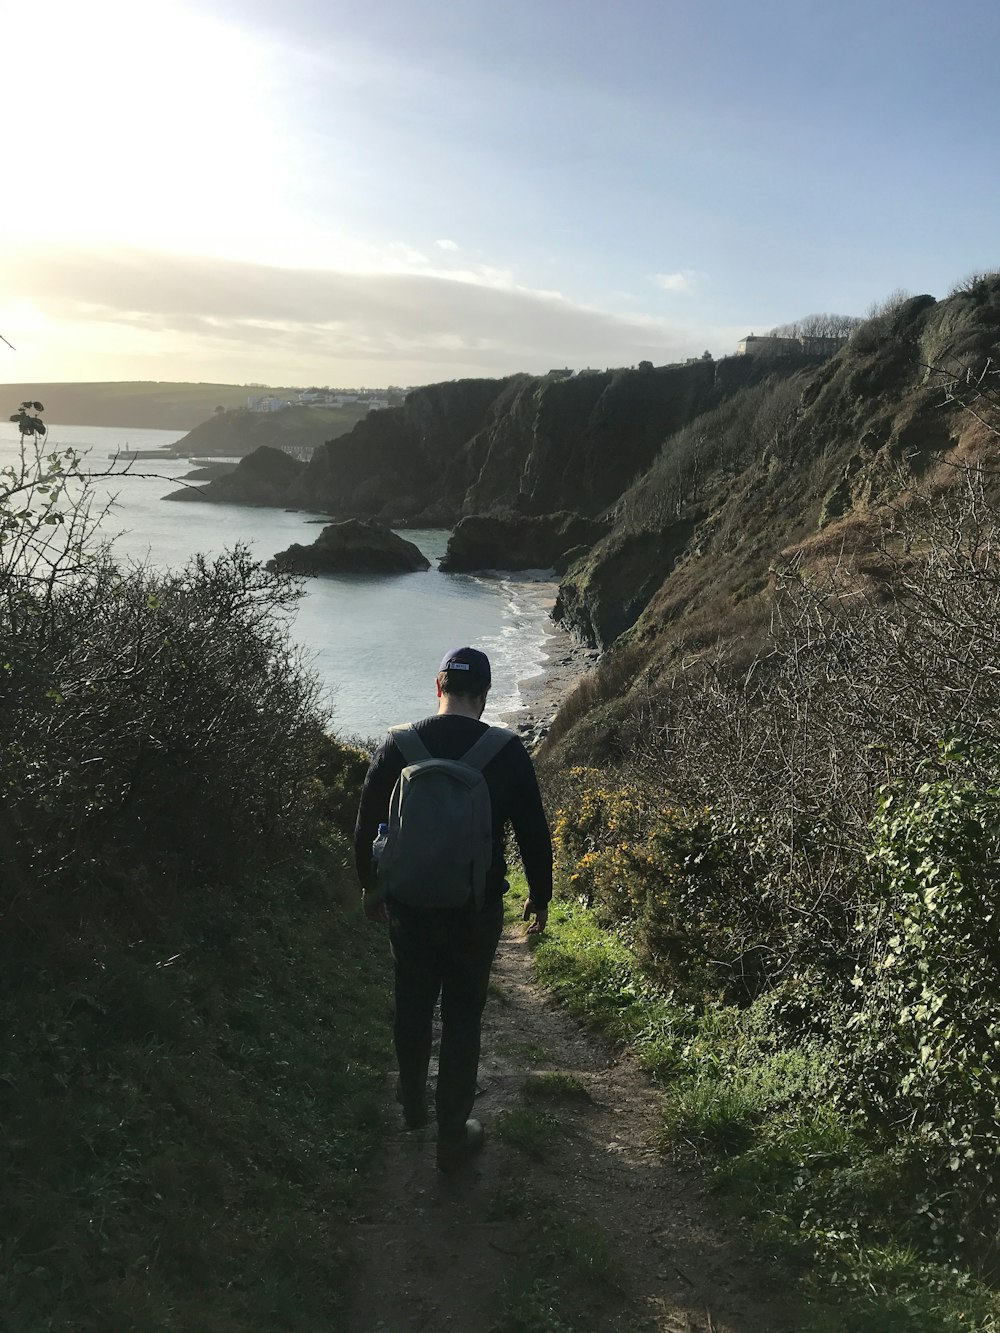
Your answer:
[363,893,389,925]
[522,897,548,935]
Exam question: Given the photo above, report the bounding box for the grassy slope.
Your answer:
[2,860,393,1331]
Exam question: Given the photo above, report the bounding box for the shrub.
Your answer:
[0,441,348,952]
[843,754,1000,1228]
[552,771,789,1003]
[849,287,917,354]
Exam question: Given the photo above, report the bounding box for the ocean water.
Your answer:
[0,421,557,739]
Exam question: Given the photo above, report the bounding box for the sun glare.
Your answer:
[12,0,294,259]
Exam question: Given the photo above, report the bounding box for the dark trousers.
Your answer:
[388,896,504,1141]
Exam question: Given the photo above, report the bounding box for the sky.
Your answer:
[3,0,999,388]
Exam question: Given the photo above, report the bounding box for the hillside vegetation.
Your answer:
[547,282,1000,738]
[527,275,1000,1326]
[0,441,391,1328]
[8,275,1000,1327]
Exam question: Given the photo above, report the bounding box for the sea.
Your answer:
[0,422,559,741]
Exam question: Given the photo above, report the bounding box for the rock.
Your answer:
[180,461,237,482]
[439,511,610,573]
[268,519,431,575]
[553,523,696,648]
[166,446,305,505]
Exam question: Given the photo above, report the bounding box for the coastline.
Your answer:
[498,621,600,744]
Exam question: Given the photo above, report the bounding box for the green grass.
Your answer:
[526,893,1000,1333]
[527,896,697,1064]
[1,864,394,1331]
[522,1071,591,1103]
[503,1039,554,1064]
[494,1105,560,1160]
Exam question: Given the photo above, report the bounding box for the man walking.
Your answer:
[354,646,552,1172]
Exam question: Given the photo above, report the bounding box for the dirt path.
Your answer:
[346,925,801,1332]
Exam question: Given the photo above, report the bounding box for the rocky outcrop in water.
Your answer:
[268,520,430,575]
[439,512,611,573]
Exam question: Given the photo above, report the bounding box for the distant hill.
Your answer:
[0,382,303,430]
[174,403,371,457]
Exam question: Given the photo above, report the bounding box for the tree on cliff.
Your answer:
[769,312,861,338]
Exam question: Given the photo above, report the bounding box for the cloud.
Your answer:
[652,270,698,293]
[435,239,460,252]
[1,245,738,384]
[385,242,430,266]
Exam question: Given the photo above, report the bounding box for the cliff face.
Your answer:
[159,279,1000,747]
[547,281,1000,754]
[187,359,784,526]
[439,512,610,573]
[285,378,518,522]
[459,362,723,517]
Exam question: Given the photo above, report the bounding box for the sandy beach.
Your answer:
[499,620,600,745]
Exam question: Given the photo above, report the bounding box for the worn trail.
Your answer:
[345,925,799,1332]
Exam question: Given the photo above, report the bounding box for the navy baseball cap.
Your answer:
[438,646,491,685]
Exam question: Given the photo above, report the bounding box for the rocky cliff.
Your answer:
[439,512,610,573]
[544,280,1000,756]
[176,358,786,531]
[166,278,1000,765]
[296,358,796,523]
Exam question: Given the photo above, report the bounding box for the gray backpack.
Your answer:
[377,723,515,909]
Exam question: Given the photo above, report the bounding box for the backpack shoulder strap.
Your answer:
[388,723,432,766]
[461,725,516,772]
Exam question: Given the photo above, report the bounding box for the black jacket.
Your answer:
[353,714,553,906]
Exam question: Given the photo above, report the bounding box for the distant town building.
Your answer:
[245,388,402,413]
[247,394,291,412]
[546,367,574,379]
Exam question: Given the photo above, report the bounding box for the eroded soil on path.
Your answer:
[346,926,802,1332]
